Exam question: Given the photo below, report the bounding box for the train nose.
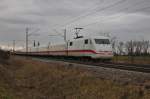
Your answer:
[96,45,112,52]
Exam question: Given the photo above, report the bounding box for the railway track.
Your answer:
[32,57,150,73]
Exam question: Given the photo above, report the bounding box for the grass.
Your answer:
[0,56,149,99]
[113,55,150,64]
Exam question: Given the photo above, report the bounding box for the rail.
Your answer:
[31,57,150,73]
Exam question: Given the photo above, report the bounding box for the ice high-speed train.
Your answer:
[17,36,113,60]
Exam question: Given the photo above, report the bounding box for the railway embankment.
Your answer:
[0,55,150,99]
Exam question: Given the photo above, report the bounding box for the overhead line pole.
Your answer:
[13,40,15,52]
[48,29,68,55]
[64,29,68,56]
[26,27,29,53]
[25,27,40,53]
[64,29,67,42]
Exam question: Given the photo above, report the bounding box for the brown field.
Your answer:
[0,56,150,99]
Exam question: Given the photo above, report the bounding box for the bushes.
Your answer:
[0,49,10,64]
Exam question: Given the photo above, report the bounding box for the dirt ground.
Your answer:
[0,56,150,99]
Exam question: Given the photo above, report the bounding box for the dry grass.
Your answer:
[0,56,150,99]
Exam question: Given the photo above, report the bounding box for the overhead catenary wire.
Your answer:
[61,1,149,27]
[75,0,150,28]
[60,0,128,28]
[80,6,150,28]
[44,0,146,37]
[30,0,150,41]
[61,0,150,38]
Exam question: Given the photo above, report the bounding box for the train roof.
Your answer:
[69,36,110,42]
[39,36,110,46]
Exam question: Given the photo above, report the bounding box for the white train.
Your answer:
[18,35,113,60]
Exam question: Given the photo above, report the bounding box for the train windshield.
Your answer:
[95,39,110,44]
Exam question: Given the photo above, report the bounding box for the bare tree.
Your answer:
[134,41,143,55]
[125,40,150,56]
[142,40,149,55]
[125,40,134,55]
[117,41,124,55]
[110,36,117,54]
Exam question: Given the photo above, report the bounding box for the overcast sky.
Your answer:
[0,0,150,49]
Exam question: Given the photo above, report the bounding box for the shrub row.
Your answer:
[0,49,10,64]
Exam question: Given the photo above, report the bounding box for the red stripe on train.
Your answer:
[29,50,113,55]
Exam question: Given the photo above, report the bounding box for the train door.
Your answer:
[84,39,91,57]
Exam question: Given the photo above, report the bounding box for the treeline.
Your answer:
[111,38,150,56]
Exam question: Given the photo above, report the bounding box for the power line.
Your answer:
[53,0,105,28]
[25,0,149,42]
[60,0,128,28]
[61,1,149,29]
[79,2,150,28]
[35,0,104,33]
[40,0,141,37]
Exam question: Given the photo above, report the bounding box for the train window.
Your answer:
[85,39,88,44]
[70,42,73,46]
[95,39,110,44]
